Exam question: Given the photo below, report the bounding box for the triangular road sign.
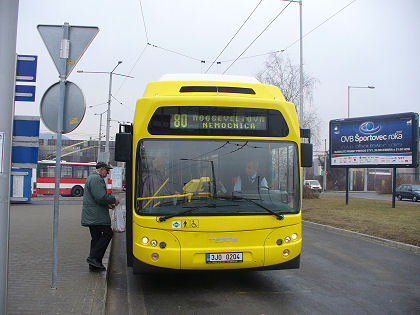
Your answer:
[37,23,99,79]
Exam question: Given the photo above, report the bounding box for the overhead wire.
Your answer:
[147,43,205,62]
[220,49,284,63]
[257,0,358,77]
[117,0,358,95]
[223,1,292,74]
[113,0,150,97]
[224,0,358,65]
[205,0,263,73]
[138,0,149,43]
[115,44,149,98]
[282,0,358,52]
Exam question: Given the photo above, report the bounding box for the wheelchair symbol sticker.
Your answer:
[182,219,199,228]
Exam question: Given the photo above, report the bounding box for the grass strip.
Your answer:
[302,194,420,246]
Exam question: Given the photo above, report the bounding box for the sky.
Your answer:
[14,0,420,151]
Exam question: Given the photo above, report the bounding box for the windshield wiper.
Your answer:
[214,196,284,220]
[158,202,233,222]
[158,207,199,222]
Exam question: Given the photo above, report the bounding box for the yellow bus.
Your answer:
[115,74,312,273]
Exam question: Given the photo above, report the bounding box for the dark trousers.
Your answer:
[88,225,113,262]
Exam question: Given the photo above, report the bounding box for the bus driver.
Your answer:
[233,160,268,192]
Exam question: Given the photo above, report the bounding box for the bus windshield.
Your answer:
[136,139,299,216]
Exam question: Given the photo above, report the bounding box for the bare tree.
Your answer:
[256,53,321,147]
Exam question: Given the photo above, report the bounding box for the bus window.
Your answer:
[74,165,91,179]
[61,166,73,178]
[135,139,299,215]
[38,164,55,178]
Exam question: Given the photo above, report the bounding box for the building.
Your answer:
[38,137,116,165]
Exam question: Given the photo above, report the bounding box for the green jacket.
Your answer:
[81,172,116,226]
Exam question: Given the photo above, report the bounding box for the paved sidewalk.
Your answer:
[7,198,111,314]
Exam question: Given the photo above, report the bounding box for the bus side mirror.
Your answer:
[301,143,313,167]
[115,132,132,162]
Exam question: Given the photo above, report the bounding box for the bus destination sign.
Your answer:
[148,106,289,137]
[170,113,267,131]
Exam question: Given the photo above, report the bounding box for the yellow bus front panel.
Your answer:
[132,215,301,270]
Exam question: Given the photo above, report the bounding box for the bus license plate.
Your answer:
[206,252,243,263]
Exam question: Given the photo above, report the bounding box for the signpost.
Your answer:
[14,85,36,102]
[15,55,38,102]
[37,22,99,289]
[40,81,85,133]
[330,112,419,207]
[16,55,38,82]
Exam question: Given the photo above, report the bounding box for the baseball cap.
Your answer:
[96,161,113,169]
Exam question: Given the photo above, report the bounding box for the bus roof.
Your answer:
[144,74,285,100]
[159,73,260,84]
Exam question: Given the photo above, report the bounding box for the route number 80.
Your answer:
[173,114,188,128]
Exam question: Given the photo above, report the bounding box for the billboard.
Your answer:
[330,112,419,168]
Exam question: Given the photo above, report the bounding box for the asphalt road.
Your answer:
[106,225,420,315]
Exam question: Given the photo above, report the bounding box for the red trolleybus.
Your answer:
[36,160,109,197]
[115,74,313,273]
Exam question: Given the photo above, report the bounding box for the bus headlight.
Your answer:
[284,236,291,243]
[291,233,298,240]
[150,240,158,247]
[283,249,289,257]
[151,253,159,261]
[142,237,149,244]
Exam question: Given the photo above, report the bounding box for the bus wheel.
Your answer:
[71,186,84,197]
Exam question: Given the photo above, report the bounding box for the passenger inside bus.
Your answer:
[141,154,171,208]
[233,160,268,192]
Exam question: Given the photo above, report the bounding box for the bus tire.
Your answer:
[71,185,84,197]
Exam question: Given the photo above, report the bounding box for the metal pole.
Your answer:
[324,139,327,191]
[299,0,305,184]
[346,168,349,205]
[105,72,112,163]
[347,86,353,191]
[299,0,303,125]
[364,168,368,191]
[0,0,19,312]
[392,168,396,208]
[52,22,69,289]
[97,113,102,160]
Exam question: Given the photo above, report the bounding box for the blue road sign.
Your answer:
[15,85,36,102]
[16,55,38,82]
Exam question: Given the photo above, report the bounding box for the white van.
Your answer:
[304,180,322,192]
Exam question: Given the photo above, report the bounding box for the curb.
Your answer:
[91,238,112,315]
[302,220,420,255]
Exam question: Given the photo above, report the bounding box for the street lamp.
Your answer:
[346,85,375,200]
[77,61,134,162]
[281,0,303,124]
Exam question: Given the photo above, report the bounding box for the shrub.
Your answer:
[303,186,320,199]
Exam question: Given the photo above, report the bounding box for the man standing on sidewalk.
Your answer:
[81,162,119,271]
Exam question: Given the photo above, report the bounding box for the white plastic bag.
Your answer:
[112,204,126,232]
